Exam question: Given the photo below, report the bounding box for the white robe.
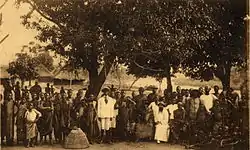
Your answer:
[154,107,170,142]
[166,104,178,119]
[200,94,217,113]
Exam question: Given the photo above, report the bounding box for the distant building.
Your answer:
[36,64,54,83]
[53,67,87,85]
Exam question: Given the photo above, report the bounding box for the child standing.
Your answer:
[25,102,42,147]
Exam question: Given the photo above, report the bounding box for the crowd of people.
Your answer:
[0,80,248,149]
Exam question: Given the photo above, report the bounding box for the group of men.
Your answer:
[0,80,248,148]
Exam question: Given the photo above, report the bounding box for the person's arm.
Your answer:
[97,99,101,118]
[34,109,42,118]
[110,99,115,119]
[24,110,28,120]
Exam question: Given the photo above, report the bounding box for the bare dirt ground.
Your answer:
[1,142,185,150]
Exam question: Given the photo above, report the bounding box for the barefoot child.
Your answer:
[25,102,42,147]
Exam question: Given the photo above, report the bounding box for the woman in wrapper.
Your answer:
[25,102,42,147]
[16,97,28,145]
[86,94,99,144]
[154,101,170,144]
[39,93,54,145]
[2,93,16,146]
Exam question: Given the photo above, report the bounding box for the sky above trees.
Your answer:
[0,0,37,65]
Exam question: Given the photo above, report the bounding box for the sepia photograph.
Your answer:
[0,0,249,149]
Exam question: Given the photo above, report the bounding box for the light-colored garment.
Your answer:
[97,96,116,118]
[166,104,178,119]
[200,94,217,113]
[148,102,159,120]
[25,109,42,139]
[154,107,170,142]
[25,109,42,122]
[97,96,116,130]
[100,118,111,130]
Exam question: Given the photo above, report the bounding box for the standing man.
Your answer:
[154,101,170,144]
[213,85,220,98]
[97,88,116,144]
[14,81,21,102]
[176,86,182,102]
[134,87,147,123]
[30,82,42,98]
[50,85,55,96]
[147,87,158,106]
[45,83,51,95]
[2,93,15,145]
[3,80,14,101]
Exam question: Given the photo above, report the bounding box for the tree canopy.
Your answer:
[7,53,38,85]
[16,0,245,94]
[181,0,245,90]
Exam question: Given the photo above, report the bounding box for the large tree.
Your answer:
[181,0,245,90]
[16,0,141,96]
[125,0,218,92]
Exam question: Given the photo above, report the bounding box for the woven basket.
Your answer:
[64,128,90,149]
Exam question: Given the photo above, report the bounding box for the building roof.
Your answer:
[36,64,54,77]
[54,69,87,80]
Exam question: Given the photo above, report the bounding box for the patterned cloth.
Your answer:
[26,122,38,139]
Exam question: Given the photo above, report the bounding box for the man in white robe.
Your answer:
[154,102,170,144]
[97,88,116,143]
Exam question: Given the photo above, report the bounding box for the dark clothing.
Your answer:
[61,99,72,137]
[14,85,21,101]
[147,93,157,107]
[45,87,51,95]
[30,85,42,96]
[38,100,53,136]
[3,84,13,101]
[86,101,99,140]
[53,100,62,141]
[2,100,15,145]
[172,108,186,141]
[117,100,129,139]
[134,94,147,123]
[16,102,27,143]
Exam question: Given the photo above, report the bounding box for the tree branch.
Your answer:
[0,0,7,10]
[0,34,9,45]
[25,0,65,29]
[133,60,164,72]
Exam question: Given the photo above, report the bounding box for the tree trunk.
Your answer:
[85,56,114,97]
[216,62,231,91]
[221,63,231,91]
[165,63,172,93]
[85,67,99,97]
[129,77,140,90]
[166,75,172,93]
